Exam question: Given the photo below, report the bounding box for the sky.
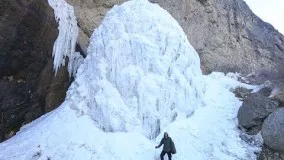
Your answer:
[244,0,284,34]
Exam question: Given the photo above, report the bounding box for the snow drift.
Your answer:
[0,0,261,160]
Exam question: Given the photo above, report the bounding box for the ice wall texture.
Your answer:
[48,0,83,76]
[65,0,205,138]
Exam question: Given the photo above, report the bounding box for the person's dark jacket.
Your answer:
[157,137,173,152]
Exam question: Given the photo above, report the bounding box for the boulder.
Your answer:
[258,145,284,160]
[258,87,273,97]
[270,83,284,106]
[262,108,284,152]
[237,93,279,134]
[233,87,252,99]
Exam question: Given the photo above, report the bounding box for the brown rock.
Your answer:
[37,60,70,113]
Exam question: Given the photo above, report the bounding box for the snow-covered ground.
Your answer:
[0,73,261,160]
[158,72,262,160]
[0,0,262,159]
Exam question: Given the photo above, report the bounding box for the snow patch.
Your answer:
[0,73,261,160]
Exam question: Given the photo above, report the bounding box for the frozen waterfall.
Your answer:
[48,0,83,76]
[66,0,205,138]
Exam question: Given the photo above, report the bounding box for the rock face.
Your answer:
[262,108,284,152]
[67,0,284,80]
[237,92,279,134]
[0,0,70,142]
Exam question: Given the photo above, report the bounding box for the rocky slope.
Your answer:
[0,0,70,141]
[235,84,284,159]
[67,0,284,82]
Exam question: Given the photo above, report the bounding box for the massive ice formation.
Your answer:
[66,0,205,138]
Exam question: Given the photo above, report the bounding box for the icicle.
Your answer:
[48,0,82,77]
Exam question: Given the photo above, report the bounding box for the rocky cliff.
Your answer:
[67,0,284,82]
[0,0,70,141]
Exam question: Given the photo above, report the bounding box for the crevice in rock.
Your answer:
[196,0,208,6]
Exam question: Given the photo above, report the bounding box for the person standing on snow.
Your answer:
[155,132,176,160]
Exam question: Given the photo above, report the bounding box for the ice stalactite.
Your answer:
[48,0,83,77]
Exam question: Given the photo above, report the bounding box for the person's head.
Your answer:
[164,132,168,138]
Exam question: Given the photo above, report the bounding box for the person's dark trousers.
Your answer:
[160,151,172,160]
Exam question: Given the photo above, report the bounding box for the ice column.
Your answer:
[48,0,82,76]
